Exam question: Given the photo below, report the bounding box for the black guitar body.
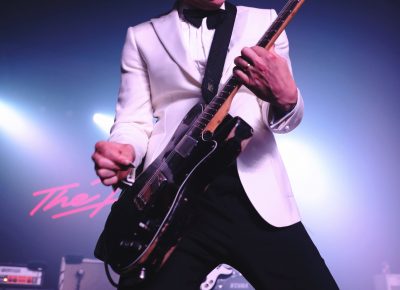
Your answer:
[95,103,253,284]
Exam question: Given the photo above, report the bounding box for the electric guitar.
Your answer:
[95,0,305,285]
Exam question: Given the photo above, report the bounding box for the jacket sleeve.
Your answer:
[259,9,304,134]
[108,26,154,169]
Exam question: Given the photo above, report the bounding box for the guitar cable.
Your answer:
[104,262,119,288]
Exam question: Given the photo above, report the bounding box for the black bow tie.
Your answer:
[183,8,226,29]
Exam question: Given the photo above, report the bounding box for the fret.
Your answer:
[196,119,208,127]
[258,0,303,48]
[208,102,223,110]
[205,106,218,113]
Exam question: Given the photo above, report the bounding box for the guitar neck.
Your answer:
[193,0,305,135]
[258,0,305,49]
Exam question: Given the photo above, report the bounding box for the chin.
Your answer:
[186,0,225,10]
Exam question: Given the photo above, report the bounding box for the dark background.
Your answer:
[0,1,399,289]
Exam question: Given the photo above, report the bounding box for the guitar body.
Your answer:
[95,103,253,284]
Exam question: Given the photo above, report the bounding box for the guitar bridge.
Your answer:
[134,172,168,210]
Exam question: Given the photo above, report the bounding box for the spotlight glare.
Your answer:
[0,100,29,134]
[93,113,113,133]
[0,99,49,150]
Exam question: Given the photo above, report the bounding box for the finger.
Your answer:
[92,152,121,171]
[97,168,117,179]
[233,67,250,85]
[234,56,252,71]
[94,141,109,154]
[95,142,133,166]
[254,45,283,64]
[102,176,119,186]
[240,47,261,66]
[95,143,126,164]
[252,45,271,56]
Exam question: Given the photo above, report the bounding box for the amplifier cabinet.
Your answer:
[58,256,118,290]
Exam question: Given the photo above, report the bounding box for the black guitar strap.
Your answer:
[201,2,237,103]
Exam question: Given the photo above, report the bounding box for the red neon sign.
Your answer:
[30,179,118,219]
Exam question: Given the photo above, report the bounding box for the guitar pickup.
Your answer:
[175,135,198,158]
[134,172,168,211]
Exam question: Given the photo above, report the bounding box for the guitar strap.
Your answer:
[201,2,237,103]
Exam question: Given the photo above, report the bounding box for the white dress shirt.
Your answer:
[179,3,226,75]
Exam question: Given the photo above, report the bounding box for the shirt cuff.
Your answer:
[262,88,304,133]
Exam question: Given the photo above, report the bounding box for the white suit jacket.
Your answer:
[109,5,304,227]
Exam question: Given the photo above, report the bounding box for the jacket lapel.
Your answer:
[151,7,257,90]
[151,10,202,86]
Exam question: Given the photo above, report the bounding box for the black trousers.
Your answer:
[119,165,339,290]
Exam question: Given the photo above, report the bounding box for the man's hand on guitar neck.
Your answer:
[233,45,298,114]
[91,141,136,186]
